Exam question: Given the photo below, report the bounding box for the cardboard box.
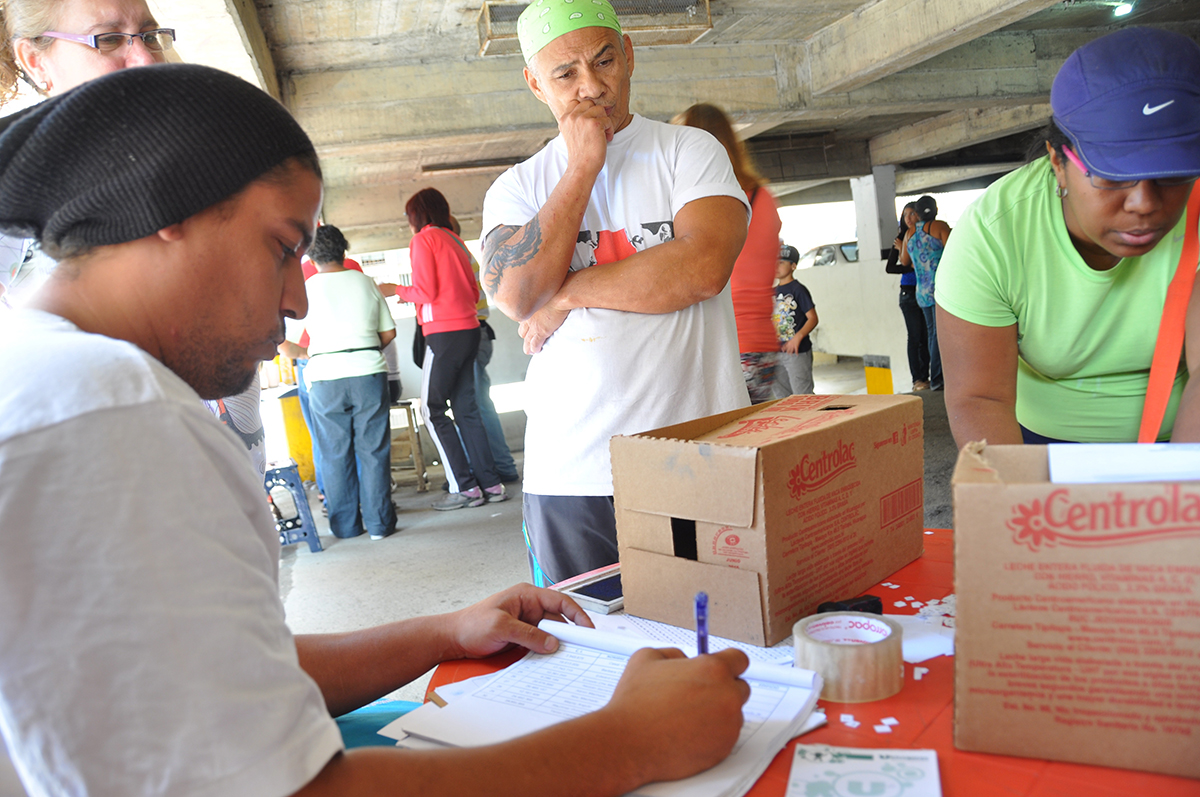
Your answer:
[953,443,1200,779]
[611,394,925,646]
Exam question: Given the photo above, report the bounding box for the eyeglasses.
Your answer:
[1062,145,1197,190]
[38,28,176,53]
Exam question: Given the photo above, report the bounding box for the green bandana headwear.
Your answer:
[517,0,623,64]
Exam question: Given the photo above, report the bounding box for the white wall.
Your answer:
[797,264,911,393]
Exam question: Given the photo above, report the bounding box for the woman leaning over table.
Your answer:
[935,27,1200,449]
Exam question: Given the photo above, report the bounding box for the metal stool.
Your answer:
[392,399,428,492]
[264,460,322,553]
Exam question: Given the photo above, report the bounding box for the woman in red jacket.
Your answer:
[397,188,507,510]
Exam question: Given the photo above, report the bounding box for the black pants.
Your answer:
[421,327,499,493]
[899,286,930,383]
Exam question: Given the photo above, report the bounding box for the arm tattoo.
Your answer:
[482,217,544,298]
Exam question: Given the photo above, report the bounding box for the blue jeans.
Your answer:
[899,286,929,383]
[309,373,396,538]
[921,304,943,390]
[475,332,517,479]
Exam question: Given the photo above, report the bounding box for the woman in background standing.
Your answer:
[899,195,950,391]
[396,188,508,510]
[887,202,931,390]
[674,103,780,403]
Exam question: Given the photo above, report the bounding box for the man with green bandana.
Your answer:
[482,0,752,587]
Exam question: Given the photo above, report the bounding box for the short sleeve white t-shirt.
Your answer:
[0,310,343,797]
[303,269,395,384]
[482,115,751,495]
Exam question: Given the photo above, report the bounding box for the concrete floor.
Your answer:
[0,360,958,796]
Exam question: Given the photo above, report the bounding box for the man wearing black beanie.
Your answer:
[0,64,750,796]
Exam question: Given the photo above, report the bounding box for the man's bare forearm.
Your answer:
[295,616,455,717]
[483,167,597,321]
[547,195,746,316]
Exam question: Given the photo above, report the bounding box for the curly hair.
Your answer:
[308,223,348,266]
[1,0,67,103]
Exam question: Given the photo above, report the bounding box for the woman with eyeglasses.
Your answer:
[936,27,1200,447]
[0,3,268,474]
[1,0,173,306]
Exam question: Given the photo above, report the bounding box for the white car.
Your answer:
[797,241,858,269]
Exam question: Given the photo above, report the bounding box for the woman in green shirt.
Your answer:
[936,27,1200,447]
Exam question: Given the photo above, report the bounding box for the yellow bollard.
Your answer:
[863,354,894,395]
[279,392,315,481]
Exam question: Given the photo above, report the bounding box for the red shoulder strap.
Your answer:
[1138,184,1200,443]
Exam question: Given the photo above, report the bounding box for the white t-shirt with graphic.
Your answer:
[482,114,751,495]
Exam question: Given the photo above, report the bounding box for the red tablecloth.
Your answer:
[429,530,1199,796]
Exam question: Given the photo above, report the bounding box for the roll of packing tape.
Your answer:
[793,611,903,703]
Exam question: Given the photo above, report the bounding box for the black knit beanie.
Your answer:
[0,63,318,257]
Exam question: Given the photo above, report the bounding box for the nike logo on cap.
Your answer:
[1143,100,1175,115]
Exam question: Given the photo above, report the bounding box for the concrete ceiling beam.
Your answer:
[806,0,1059,96]
[870,103,1052,165]
[895,162,1025,194]
[155,0,279,97]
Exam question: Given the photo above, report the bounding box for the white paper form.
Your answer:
[1048,443,1200,483]
[588,611,795,666]
[394,622,822,797]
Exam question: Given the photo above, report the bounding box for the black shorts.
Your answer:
[522,493,618,586]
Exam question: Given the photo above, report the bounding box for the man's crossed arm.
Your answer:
[484,195,747,353]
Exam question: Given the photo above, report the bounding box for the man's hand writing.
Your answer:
[601,648,751,784]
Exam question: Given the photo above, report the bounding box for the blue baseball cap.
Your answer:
[1051,27,1200,181]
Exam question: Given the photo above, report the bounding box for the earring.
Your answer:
[1055,185,1068,199]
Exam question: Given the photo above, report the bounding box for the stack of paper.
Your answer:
[381,621,823,797]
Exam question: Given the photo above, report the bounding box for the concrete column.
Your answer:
[850,165,897,265]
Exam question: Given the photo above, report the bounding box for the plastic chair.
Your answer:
[265,460,323,553]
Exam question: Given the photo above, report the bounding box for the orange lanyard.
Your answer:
[1138,184,1200,443]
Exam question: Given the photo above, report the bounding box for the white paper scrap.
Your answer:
[890,614,955,663]
[881,717,899,726]
[839,714,855,723]
[786,746,942,797]
[913,667,929,681]
[893,601,907,608]
[873,724,892,734]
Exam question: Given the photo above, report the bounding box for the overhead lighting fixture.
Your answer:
[1113,3,1133,16]
[478,0,712,57]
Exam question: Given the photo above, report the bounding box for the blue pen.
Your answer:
[695,591,708,655]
